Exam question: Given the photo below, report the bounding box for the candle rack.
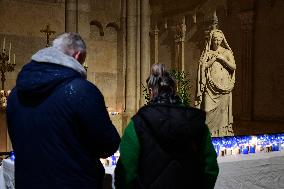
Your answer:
[212,133,284,156]
[0,37,16,109]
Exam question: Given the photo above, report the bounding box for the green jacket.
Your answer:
[115,119,219,189]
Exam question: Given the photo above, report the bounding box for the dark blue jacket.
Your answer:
[7,59,120,189]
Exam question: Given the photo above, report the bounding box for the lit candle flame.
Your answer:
[9,43,11,62]
[2,37,5,52]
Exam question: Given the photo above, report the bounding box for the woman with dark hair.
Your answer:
[115,63,218,189]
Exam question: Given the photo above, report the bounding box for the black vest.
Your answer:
[132,104,207,189]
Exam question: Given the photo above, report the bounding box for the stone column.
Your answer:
[125,0,137,113]
[239,10,255,120]
[122,0,140,132]
[174,35,180,70]
[174,17,186,72]
[153,24,159,64]
[180,17,186,72]
[118,0,127,113]
[136,0,141,110]
[65,0,78,32]
[77,0,90,38]
[140,0,150,106]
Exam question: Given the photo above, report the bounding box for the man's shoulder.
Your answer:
[68,78,97,88]
[64,78,102,97]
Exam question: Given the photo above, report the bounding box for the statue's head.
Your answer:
[211,30,224,50]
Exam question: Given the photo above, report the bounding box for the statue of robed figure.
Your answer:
[195,29,236,137]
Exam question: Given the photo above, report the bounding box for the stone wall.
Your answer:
[0,0,65,151]
[83,0,123,135]
[0,0,65,90]
[253,0,284,121]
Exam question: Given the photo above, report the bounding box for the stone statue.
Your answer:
[195,29,236,137]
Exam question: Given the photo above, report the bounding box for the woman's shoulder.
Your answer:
[138,103,206,119]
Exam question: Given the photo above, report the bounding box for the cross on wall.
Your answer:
[40,24,56,47]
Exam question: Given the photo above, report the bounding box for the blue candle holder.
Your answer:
[10,151,15,161]
[249,145,255,153]
[272,143,279,151]
[242,147,249,154]
[111,155,116,165]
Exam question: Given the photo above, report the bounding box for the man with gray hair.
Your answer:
[6,32,120,189]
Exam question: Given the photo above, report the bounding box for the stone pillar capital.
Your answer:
[153,24,160,35]
[150,24,159,36]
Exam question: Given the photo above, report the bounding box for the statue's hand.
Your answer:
[208,50,218,58]
[216,54,226,62]
[204,56,216,68]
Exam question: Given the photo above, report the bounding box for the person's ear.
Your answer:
[73,51,86,65]
[73,51,80,60]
